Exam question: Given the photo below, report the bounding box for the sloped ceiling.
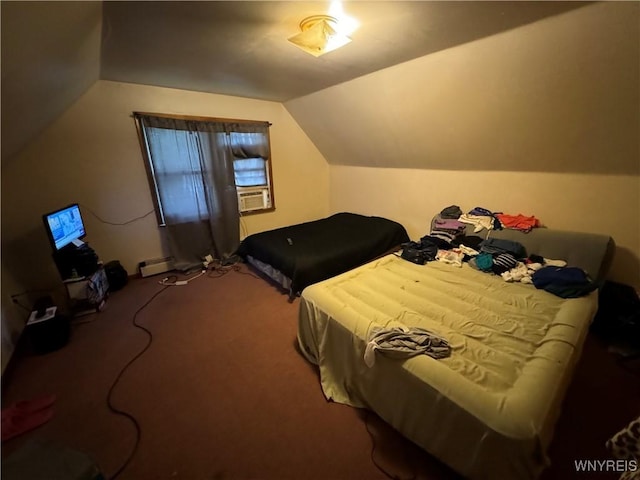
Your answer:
[1,1,587,165]
[99,1,584,102]
[1,1,103,164]
[285,1,640,174]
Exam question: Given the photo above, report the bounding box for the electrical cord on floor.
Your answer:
[159,270,206,286]
[363,409,417,480]
[106,260,256,478]
[107,285,169,480]
[207,260,261,280]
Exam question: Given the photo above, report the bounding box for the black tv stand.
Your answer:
[53,243,99,280]
[52,243,108,315]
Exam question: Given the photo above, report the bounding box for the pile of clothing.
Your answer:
[474,240,596,298]
[398,205,596,298]
[459,206,502,233]
[434,205,541,234]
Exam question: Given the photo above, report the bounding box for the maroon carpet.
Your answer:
[2,266,638,479]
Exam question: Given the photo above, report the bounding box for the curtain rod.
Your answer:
[132,112,272,126]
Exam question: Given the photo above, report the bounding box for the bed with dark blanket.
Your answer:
[236,212,409,295]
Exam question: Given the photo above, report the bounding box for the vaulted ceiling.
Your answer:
[1,1,587,164]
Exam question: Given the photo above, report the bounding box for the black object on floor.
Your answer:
[104,260,128,292]
[592,280,640,355]
[27,313,70,355]
[3,438,104,480]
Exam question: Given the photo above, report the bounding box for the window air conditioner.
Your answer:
[238,188,270,213]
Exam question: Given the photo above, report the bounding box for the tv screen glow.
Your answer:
[44,204,86,250]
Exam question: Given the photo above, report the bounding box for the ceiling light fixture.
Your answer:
[288,15,352,57]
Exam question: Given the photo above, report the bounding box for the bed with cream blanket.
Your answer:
[297,228,614,479]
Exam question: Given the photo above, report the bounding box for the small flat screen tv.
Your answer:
[43,203,86,250]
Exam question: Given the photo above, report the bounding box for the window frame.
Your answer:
[133,112,275,226]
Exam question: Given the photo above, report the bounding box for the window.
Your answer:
[134,113,274,225]
[233,157,267,187]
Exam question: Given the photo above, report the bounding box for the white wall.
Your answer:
[1,80,330,294]
[1,263,29,373]
[286,2,638,176]
[330,166,639,288]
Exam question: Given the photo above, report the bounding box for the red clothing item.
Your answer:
[496,214,540,232]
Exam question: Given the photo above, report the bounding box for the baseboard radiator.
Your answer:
[138,257,176,277]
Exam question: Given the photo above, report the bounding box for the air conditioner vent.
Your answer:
[238,188,270,212]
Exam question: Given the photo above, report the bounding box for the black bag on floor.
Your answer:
[104,260,128,291]
[592,281,640,349]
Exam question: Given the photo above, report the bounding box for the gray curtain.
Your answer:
[139,115,266,271]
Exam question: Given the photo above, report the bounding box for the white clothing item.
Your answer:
[501,263,528,282]
[458,214,494,233]
[544,258,567,267]
[501,262,540,284]
[436,249,465,267]
[459,245,480,257]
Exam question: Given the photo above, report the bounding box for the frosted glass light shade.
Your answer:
[288,15,352,57]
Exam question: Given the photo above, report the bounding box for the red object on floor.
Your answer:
[8,394,56,415]
[1,394,56,442]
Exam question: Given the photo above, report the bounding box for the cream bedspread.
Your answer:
[297,254,598,479]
